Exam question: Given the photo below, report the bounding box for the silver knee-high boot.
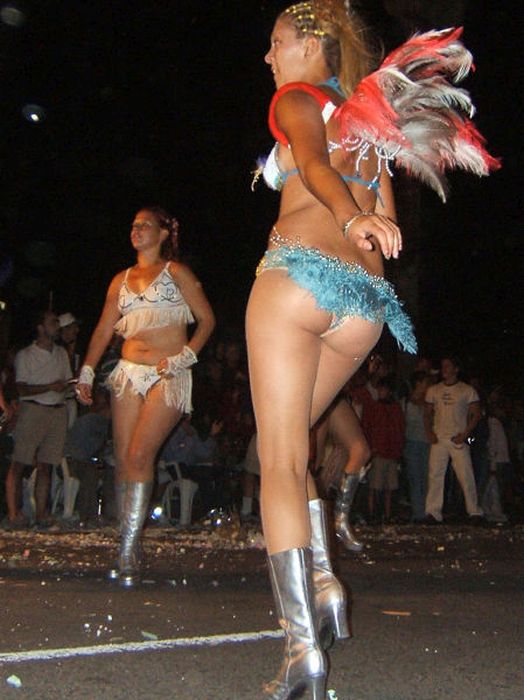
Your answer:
[309,498,350,646]
[335,473,364,552]
[108,481,128,581]
[118,481,153,588]
[264,547,326,700]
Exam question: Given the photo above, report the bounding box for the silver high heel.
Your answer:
[309,498,350,646]
[335,473,364,552]
[107,482,127,581]
[264,547,326,700]
[118,481,152,588]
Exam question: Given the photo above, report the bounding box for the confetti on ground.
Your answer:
[382,610,412,617]
[6,674,22,688]
[141,630,158,641]
[0,522,521,575]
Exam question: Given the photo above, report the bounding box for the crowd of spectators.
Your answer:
[1,310,523,531]
[323,354,524,526]
[0,312,255,528]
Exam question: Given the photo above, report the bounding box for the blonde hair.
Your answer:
[281,1,376,95]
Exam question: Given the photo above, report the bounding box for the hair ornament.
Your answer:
[170,217,179,236]
[284,3,326,37]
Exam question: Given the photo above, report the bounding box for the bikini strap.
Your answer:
[268,82,334,147]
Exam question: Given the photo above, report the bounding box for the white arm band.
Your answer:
[164,346,198,374]
[78,365,95,387]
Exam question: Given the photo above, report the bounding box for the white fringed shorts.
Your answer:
[107,359,192,413]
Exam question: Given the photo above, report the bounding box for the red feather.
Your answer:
[337,27,500,200]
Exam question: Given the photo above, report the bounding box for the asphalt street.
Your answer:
[0,522,523,700]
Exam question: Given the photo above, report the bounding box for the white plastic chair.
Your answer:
[159,460,198,526]
[51,458,80,519]
[22,468,37,520]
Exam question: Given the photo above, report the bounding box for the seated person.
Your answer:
[159,415,223,514]
[64,388,111,522]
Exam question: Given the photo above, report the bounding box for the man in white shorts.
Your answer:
[5,310,71,525]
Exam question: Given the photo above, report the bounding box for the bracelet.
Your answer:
[78,365,95,386]
[342,211,373,239]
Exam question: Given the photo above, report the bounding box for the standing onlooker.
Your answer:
[403,371,431,522]
[5,310,71,525]
[484,413,511,523]
[58,312,83,428]
[0,382,14,426]
[0,370,16,518]
[363,377,405,522]
[58,312,82,376]
[424,357,483,523]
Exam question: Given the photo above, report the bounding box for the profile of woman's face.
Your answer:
[265,18,308,88]
[130,210,166,251]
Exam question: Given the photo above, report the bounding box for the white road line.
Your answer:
[0,629,284,665]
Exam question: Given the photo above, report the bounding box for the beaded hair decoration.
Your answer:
[284,3,326,37]
[283,1,351,37]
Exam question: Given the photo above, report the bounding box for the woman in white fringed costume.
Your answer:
[246,1,498,697]
[77,207,215,587]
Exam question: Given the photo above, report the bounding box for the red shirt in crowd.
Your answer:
[362,399,405,460]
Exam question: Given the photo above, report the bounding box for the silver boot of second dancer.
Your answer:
[118,481,153,588]
[335,473,364,552]
[309,498,350,646]
[263,547,326,700]
[107,481,128,580]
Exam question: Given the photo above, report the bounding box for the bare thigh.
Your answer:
[111,389,144,474]
[246,270,331,468]
[247,271,382,462]
[111,385,183,480]
[310,315,382,426]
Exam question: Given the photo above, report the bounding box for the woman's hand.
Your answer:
[76,382,93,406]
[157,346,198,378]
[346,213,402,260]
[156,357,169,376]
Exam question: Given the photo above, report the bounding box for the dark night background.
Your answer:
[0,1,522,387]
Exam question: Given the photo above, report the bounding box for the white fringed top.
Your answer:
[114,263,194,338]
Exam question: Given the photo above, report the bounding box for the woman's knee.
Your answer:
[353,440,371,467]
[125,444,155,476]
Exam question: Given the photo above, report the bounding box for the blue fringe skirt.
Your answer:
[256,239,417,354]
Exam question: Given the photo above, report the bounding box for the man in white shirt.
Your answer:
[5,310,72,525]
[424,357,483,523]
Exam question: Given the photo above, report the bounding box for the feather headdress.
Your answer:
[337,27,500,200]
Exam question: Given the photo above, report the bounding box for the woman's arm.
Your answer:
[76,272,123,404]
[169,262,216,356]
[155,262,215,377]
[274,90,401,259]
[374,168,397,222]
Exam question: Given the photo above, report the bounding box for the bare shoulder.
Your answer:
[275,88,321,116]
[167,261,202,287]
[106,269,127,297]
[110,269,127,286]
